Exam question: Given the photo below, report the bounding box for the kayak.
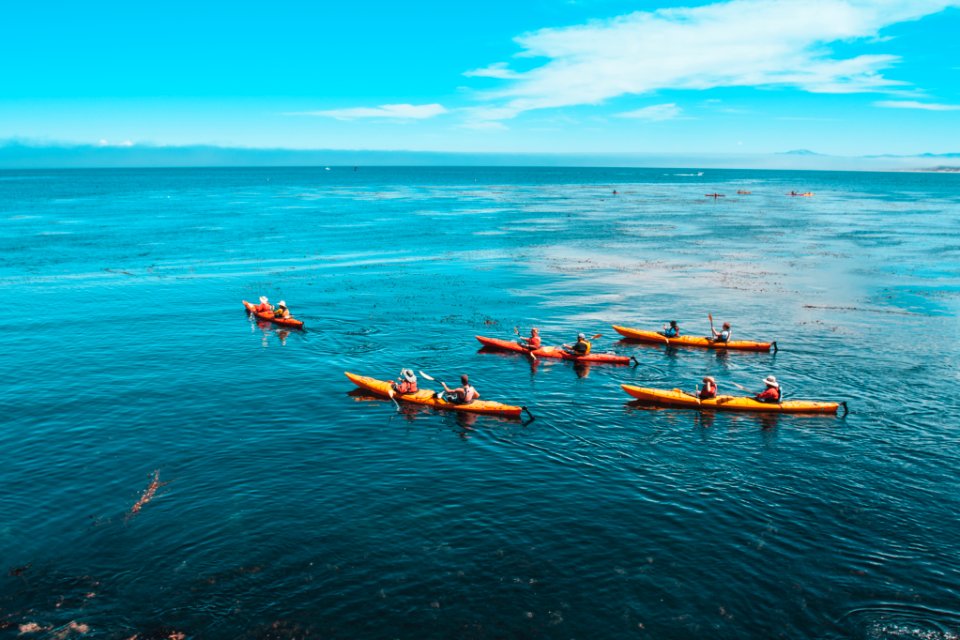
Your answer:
[475,336,637,365]
[345,372,527,418]
[622,384,845,415]
[612,325,775,352]
[243,300,305,329]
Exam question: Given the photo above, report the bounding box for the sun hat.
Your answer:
[278,300,286,307]
[763,375,779,388]
[401,369,416,382]
[259,296,268,303]
[702,376,715,383]
[577,332,585,340]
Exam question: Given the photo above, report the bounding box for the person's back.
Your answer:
[274,301,291,319]
[443,375,479,404]
[254,296,272,313]
[567,333,591,356]
[661,320,680,338]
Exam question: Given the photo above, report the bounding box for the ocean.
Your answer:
[1,166,958,639]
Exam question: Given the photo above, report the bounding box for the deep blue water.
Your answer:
[1,166,958,639]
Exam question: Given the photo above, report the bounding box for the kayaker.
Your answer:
[274,300,291,319]
[754,376,781,403]
[699,376,717,400]
[563,333,592,356]
[659,320,680,338]
[711,321,732,343]
[390,369,418,396]
[253,296,272,313]
[441,375,480,404]
[518,328,541,350]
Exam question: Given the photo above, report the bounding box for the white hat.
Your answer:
[401,369,416,383]
[763,375,779,388]
[259,296,269,303]
[278,300,286,307]
[577,332,585,340]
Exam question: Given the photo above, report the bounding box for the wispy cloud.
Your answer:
[467,0,960,122]
[463,63,522,80]
[286,103,448,120]
[617,103,682,121]
[874,100,960,111]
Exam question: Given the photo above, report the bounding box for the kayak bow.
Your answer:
[612,325,775,352]
[345,372,527,418]
[622,384,843,414]
[476,335,637,365]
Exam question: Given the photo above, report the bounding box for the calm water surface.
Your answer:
[1,167,958,639]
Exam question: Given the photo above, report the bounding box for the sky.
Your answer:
[2,0,959,157]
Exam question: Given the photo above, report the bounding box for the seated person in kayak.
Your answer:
[390,369,418,395]
[754,376,781,403]
[699,376,717,399]
[563,333,592,356]
[659,320,680,338]
[711,321,732,343]
[253,296,273,313]
[518,327,541,350]
[441,375,480,404]
[273,300,291,319]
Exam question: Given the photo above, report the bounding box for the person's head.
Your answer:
[763,375,779,388]
[461,374,469,385]
[401,369,416,383]
[722,322,731,329]
[577,332,585,341]
[670,320,678,328]
[278,300,286,308]
[259,296,269,304]
[703,376,715,384]
[531,328,539,335]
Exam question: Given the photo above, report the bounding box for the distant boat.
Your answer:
[737,190,751,195]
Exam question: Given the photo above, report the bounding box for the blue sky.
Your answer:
[2,0,959,156]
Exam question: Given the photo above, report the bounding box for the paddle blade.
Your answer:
[418,370,436,381]
[591,333,603,340]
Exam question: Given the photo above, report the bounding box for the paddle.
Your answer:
[386,388,402,411]
[730,381,749,392]
[708,313,715,338]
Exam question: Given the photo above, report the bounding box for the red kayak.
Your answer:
[242,300,305,329]
[476,336,637,365]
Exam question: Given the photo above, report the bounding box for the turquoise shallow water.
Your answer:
[1,166,959,639]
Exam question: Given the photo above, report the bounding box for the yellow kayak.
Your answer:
[622,384,845,415]
[613,325,776,352]
[345,372,529,418]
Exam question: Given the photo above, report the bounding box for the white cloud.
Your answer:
[617,103,682,121]
[287,103,448,120]
[463,63,522,80]
[467,0,960,121]
[874,100,960,111]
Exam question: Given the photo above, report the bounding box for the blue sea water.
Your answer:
[0,166,958,639]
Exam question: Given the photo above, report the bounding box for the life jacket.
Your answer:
[275,306,290,319]
[665,327,679,337]
[755,386,781,403]
[527,335,542,349]
[700,381,717,399]
[254,302,272,313]
[577,340,592,355]
[716,329,731,342]
[394,380,418,394]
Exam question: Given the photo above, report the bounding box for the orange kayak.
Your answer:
[612,325,775,352]
[345,372,528,418]
[243,300,304,329]
[622,384,845,415]
[476,336,637,365]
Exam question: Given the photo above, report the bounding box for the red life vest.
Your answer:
[755,386,781,402]
[528,335,542,349]
[700,381,717,399]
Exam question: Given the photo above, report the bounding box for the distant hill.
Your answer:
[0,140,957,172]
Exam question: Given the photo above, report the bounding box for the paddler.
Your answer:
[659,320,680,338]
[754,376,781,403]
[699,376,717,399]
[253,296,272,313]
[517,327,541,350]
[710,321,732,343]
[563,333,592,357]
[389,369,418,396]
[441,375,480,404]
[274,300,291,319]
